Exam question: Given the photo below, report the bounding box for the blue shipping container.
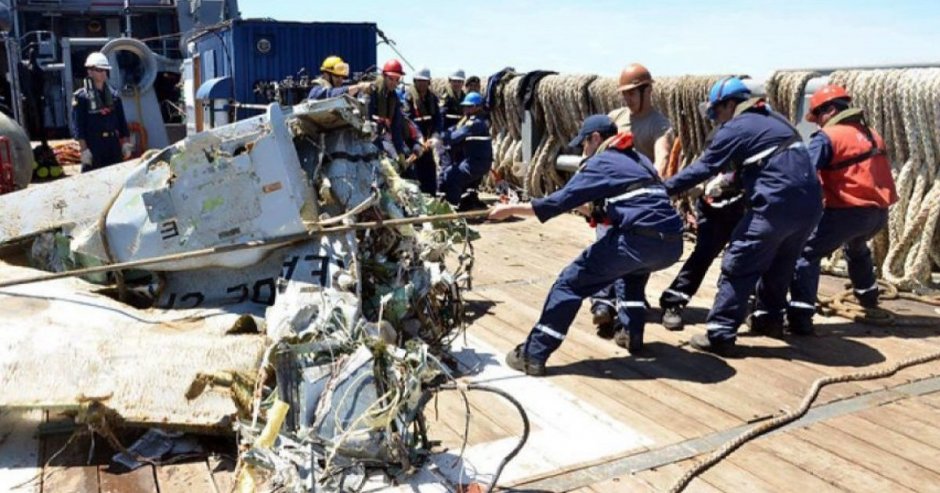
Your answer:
[191,18,377,118]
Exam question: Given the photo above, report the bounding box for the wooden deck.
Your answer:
[3,212,940,492]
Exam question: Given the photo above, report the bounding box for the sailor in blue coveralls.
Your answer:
[663,77,823,355]
[658,126,746,331]
[71,52,132,172]
[489,115,683,375]
[438,92,492,208]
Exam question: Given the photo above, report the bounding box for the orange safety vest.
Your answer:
[819,110,897,209]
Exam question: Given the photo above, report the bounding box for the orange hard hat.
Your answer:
[806,84,851,123]
[618,63,653,92]
[382,59,405,78]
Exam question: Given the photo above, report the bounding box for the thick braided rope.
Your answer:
[668,349,940,493]
[526,74,598,196]
[766,71,820,123]
[827,69,940,288]
[876,69,940,288]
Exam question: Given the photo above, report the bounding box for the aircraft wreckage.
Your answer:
[0,96,525,492]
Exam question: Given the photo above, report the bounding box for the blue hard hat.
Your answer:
[461,91,484,106]
[706,77,751,119]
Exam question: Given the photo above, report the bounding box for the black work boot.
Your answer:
[457,191,487,212]
[689,333,736,356]
[592,304,613,326]
[787,317,815,336]
[614,328,644,354]
[856,291,880,309]
[661,306,685,331]
[746,314,785,339]
[592,305,616,339]
[505,344,546,376]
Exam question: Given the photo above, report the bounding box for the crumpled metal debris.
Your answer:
[31,96,478,491]
[112,428,203,470]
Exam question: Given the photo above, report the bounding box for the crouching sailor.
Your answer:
[488,115,683,375]
[787,84,897,334]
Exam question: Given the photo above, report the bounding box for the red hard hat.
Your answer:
[382,59,405,77]
[806,84,851,123]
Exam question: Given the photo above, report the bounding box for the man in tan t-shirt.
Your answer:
[607,63,674,175]
[591,63,675,342]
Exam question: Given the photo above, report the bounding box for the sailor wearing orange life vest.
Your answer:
[787,84,898,333]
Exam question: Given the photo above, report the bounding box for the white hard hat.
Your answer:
[449,69,466,81]
[84,52,111,70]
[414,67,431,81]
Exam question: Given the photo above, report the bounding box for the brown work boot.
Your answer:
[613,328,644,354]
[661,306,685,331]
[505,345,546,376]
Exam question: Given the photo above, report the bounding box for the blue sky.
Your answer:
[240,0,940,79]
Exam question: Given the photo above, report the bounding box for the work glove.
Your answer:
[121,142,134,160]
[705,171,735,198]
[80,148,93,166]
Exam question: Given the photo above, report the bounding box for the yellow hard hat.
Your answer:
[320,56,349,77]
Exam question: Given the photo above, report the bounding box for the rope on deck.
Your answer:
[668,347,940,493]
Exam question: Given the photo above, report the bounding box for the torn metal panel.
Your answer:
[154,234,357,318]
[0,261,266,431]
[0,160,138,245]
[84,103,318,271]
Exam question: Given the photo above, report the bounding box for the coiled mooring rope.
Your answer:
[829,68,940,289]
[765,68,940,290]
[483,72,728,197]
[765,70,820,123]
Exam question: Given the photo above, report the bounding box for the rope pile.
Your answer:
[765,70,820,123]
[826,68,940,289]
[489,73,524,188]
[482,72,728,197]
[818,280,940,326]
[652,75,729,167]
[524,74,599,196]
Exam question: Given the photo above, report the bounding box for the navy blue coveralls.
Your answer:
[369,78,408,157]
[439,114,492,205]
[660,190,746,310]
[523,135,684,362]
[660,129,746,310]
[403,87,444,194]
[664,99,823,344]
[307,78,350,100]
[71,84,129,172]
[788,121,892,327]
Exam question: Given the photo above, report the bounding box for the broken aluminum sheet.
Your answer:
[79,103,318,271]
[152,233,357,317]
[0,159,138,244]
[0,260,266,431]
[11,97,364,274]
